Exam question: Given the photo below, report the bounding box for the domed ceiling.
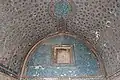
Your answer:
[0,0,120,79]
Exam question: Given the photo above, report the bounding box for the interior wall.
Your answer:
[0,0,120,79]
[107,71,120,80]
[108,76,120,80]
[0,72,17,80]
[113,77,120,80]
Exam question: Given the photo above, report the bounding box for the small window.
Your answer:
[53,45,73,64]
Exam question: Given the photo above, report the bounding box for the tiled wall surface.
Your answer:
[107,71,120,80]
[0,72,17,80]
[26,35,101,77]
[21,77,105,80]
[0,0,120,79]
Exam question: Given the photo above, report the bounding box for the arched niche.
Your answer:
[20,32,106,80]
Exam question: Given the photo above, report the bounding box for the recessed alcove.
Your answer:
[20,33,105,80]
[0,0,120,80]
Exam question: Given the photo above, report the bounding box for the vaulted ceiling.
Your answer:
[0,0,120,79]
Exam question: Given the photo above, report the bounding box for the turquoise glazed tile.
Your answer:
[26,35,99,77]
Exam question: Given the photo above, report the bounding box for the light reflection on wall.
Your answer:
[25,35,100,78]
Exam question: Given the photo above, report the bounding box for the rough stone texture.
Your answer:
[0,0,119,79]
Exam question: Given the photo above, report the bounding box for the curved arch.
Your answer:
[20,32,106,79]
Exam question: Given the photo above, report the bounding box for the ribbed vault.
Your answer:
[0,0,120,79]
